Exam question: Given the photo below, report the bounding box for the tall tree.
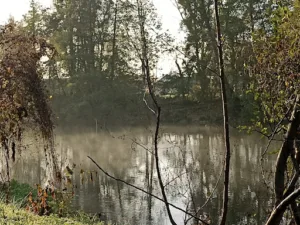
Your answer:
[23,0,47,35]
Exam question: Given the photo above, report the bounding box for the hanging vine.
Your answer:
[0,22,58,183]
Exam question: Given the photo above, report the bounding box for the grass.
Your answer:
[0,180,109,225]
[0,202,105,225]
[9,180,35,203]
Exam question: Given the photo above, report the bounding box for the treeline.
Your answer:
[19,0,294,126]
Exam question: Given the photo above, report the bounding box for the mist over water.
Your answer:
[11,126,276,225]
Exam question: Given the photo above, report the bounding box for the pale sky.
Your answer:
[0,0,184,75]
[0,0,181,34]
[0,0,52,24]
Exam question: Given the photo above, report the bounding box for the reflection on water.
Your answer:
[11,126,276,225]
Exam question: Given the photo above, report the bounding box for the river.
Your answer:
[11,126,276,225]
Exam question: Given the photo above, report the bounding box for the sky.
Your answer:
[0,0,52,24]
[0,0,184,75]
[0,0,182,35]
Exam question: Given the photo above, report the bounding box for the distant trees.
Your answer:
[20,0,176,124]
[17,0,300,125]
[175,0,275,102]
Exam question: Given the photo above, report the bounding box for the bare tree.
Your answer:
[135,0,177,224]
[213,1,231,225]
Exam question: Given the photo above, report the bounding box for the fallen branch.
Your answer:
[87,156,209,225]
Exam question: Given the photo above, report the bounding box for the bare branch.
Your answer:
[214,1,231,224]
[163,171,188,188]
[265,187,300,225]
[87,156,209,225]
[261,105,293,157]
[143,91,156,115]
[136,1,177,223]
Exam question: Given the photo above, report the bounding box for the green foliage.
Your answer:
[8,180,35,203]
[176,0,264,100]
[49,75,147,125]
[18,0,182,126]
[249,1,300,132]
[0,177,106,224]
[17,0,298,127]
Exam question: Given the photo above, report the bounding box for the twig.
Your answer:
[143,91,156,115]
[130,137,154,155]
[265,187,300,225]
[176,144,198,220]
[87,156,209,225]
[163,171,188,188]
[199,156,224,208]
[261,106,293,157]
[185,149,225,225]
[284,156,300,199]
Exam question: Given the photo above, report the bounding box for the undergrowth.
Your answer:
[0,180,109,225]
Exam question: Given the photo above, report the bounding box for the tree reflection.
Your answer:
[10,127,276,225]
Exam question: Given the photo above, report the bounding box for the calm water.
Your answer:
[11,126,276,225]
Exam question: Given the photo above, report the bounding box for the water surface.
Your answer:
[11,126,276,225]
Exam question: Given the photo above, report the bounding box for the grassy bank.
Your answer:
[0,203,105,225]
[0,180,107,225]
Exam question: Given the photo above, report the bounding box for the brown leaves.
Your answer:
[0,21,56,173]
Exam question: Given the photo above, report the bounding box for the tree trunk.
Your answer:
[265,95,300,225]
[214,1,231,225]
[275,95,300,205]
[110,0,118,79]
[266,187,300,225]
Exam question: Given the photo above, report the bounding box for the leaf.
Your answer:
[65,166,73,175]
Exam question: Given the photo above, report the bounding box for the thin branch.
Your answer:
[137,1,176,223]
[183,201,190,225]
[199,157,224,209]
[129,137,154,155]
[143,91,156,115]
[265,187,300,225]
[261,105,293,157]
[214,1,231,224]
[185,152,225,225]
[284,156,300,224]
[87,156,209,225]
[275,95,300,204]
[163,171,188,188]
[176,144,197,216]
[147,25,219,77]
[259,106,293,192]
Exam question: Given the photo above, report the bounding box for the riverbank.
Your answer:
[0,203,105,225]
[0,180,107,225]
[51,97,249,128]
